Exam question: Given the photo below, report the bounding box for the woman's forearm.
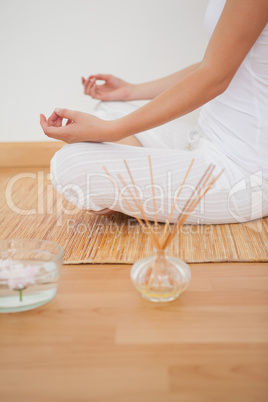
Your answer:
[128,62,202,100]
[114,65,229,138]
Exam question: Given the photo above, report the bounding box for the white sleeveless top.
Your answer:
[198,0,268,178]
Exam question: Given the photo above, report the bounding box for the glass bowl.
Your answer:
[0,239,63,313]
[130,248,191,302]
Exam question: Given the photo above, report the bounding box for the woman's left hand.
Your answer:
[40,108,119,143]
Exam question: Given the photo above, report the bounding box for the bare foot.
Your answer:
[87,208,115,216]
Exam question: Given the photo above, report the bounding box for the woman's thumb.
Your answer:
[54,108,77,120]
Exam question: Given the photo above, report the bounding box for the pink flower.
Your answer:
[0,258,41,290]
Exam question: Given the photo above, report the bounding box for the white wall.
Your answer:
[0,0,209,142]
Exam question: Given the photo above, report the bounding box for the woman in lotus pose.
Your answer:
[40,0,268,224]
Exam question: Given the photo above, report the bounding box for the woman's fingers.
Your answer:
[91,74,110,81]
[48,110,63,127]
[48,111,58,122]
[87,74,109,82]
[90,80,99,99]
[85,76,92,90]
[83,74,110,96]
[40,114,64,140]
[65,119,73,126]
[83,77,90,94]
[82,74,110,87]
[40,114,47,128]
[85,77,96,96]
[40,113,76,142]
[92,81,108,100]
[82,77,88,94]
[82,74,113,98]
[54,108,77,121]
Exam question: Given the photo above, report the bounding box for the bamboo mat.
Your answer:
[1,168,268,264]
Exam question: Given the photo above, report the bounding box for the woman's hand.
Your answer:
[81,74,134,101]
[40,108,120,143]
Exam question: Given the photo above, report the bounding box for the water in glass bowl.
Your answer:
[0,260,60,313]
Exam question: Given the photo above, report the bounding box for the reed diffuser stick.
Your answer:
[148,155,162,290]
[163,168,224,249]
[148,156,158,230]
[122,160,162,249]
[160,158,195,245]
[161,164,215,249]
[181,168,225,225]
[117,173,161,249]
[103,166,159,249]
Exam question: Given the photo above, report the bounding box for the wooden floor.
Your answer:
[0,163,268,401]
[0,262,268,402]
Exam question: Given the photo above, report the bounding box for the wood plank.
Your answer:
[0,142,64,167]
[0,263,268,402]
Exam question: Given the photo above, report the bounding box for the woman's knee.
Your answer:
[50,142,117,211]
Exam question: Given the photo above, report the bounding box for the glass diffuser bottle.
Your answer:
[130,248,191,302]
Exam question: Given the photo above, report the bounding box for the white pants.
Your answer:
[50,101,268,224]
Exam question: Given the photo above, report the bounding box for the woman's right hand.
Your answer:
[81,74,134,101]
